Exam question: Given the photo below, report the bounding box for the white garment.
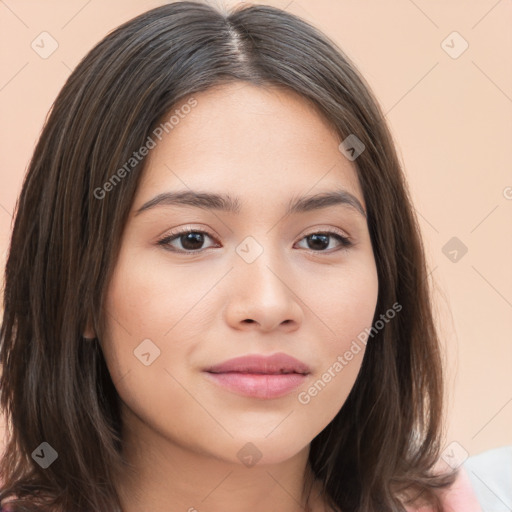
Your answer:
[463,445,512,512]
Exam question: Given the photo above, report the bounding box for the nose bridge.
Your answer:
[235,233,289,297]
[226,232,302,330]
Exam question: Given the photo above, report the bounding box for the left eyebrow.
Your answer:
[286,189,366,218]
[134,188,366,218]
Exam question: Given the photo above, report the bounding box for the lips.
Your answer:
[203,353,311,399]
[204,352,311,376]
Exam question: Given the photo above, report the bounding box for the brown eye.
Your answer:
[157,229,218,253]
[296,232,353,253]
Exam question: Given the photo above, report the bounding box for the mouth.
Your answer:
[207,369,309,375]
[203,352,311,399]
[204,352,311,375]
[203,371,308,399]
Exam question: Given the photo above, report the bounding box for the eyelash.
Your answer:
[156,227,354,255]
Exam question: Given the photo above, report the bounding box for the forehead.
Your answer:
[136,82,364,208]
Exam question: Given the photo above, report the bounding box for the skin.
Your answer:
[88,81,380,512]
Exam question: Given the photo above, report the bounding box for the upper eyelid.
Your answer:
[161,225,351,240]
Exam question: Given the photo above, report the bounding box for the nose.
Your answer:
[223,245,304,332]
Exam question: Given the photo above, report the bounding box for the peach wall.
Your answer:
[0,0,511,464]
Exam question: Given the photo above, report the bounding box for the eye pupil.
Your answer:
[307,234,329,250]
[181,232,204,250]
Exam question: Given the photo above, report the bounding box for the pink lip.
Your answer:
[203,353,311,399]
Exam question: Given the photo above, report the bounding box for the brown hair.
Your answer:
[0,1,457,510]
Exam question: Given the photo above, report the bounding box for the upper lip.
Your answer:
[205,352,311,375]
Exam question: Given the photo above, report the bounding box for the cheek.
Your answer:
[99,253,201,435]
[103,247,213,342]
[100,245,218,391]
[308,254,379,352]
[100,249,170,384]
[330,273,379,352]
[295,257,378,419]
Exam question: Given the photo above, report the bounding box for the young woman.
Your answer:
[0,2,482,511]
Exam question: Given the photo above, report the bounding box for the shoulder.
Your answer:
[405,445,512,512]
[403,459,483,511]
[463,444,512,511]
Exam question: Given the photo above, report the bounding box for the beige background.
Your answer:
[0,0,511,462]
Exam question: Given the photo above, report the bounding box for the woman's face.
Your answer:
[99,82,379,466]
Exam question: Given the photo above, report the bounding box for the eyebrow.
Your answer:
[134,188,366,218]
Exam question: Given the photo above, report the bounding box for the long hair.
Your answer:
[0,1,457,510]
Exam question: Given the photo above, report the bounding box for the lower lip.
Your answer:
[204,371,308,399]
